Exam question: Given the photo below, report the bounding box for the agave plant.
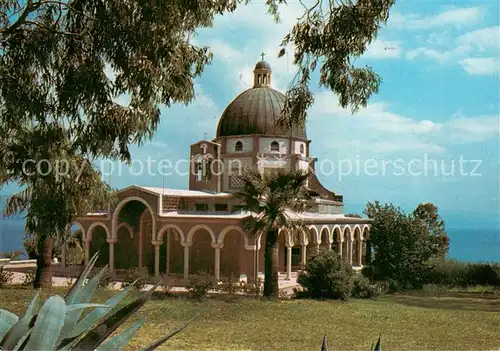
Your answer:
[320,333,381,351]
[0,253,193,350]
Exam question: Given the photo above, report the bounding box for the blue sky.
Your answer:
[2,1,499,230]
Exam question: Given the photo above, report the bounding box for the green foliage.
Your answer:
[242,278,264,298]
[297,250,354,300]
[22,271,36,287]
[0,251,22,260]
[351,275,378,299]
[96,268,114,290]
[121,267,149,291]
[365,201,442,290]
[0,266,14,288]
[413,203,449,259]
[426,259,500,288]
[217,276,244,300]
[277,0,396,129]
[186,271,214,301]
[0,253,192,350]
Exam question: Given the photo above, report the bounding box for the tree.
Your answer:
[345,213,362,218]
[364,201,440,290]
[0,0,395,287]
[237,168,311,299]
[413,203,449,259]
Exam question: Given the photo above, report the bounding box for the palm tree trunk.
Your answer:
[263,230,279,300]
[34,234,53,288]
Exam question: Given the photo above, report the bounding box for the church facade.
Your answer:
[73,59,372,283]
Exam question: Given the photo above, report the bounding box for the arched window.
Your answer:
[235,141,243,152]
[270,141,279,152]
[299,144,305,154]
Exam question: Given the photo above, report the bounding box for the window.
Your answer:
[215,203,228,212]
[235,141,243,152]
[230,174,245,188]
[270,141,279,152]
[299,144,305,154]
[195,203,208,211]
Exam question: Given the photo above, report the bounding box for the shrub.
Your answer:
[121,267,149,290]
[426,259,500,288]
[0,253,193,350]
[297,250,354,300]
[95,268,114,290]
[217,275,244,299]
[0,265,14,287]
[240,278,263,298]
[351,275,379,299]
[22,270,36,287]
[186,271,213,301]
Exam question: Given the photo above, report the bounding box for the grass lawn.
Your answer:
[1,287,499,350]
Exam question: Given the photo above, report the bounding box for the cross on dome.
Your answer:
[261,52,265,61]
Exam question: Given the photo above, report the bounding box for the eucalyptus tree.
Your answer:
[0,0,395,287]
[237,168,311,299]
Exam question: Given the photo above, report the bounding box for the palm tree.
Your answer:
[236,168,311,299]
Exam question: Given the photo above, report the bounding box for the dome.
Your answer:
[216,87,307,139]
[255,60,271,70]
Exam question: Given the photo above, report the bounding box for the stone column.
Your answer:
[338,240,342,259]
[300,244,307,270]
[153,241,161,277]
[166,230,171,276]
[84,240,90,266]
[285,245,292,280]
[138,226,143,269]
[212,243,223,282]
[357,240,363,266]
[348,241,353,265]
[183,244,190,281]
[107,239,117,275]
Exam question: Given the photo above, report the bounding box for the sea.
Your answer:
[0,219,498,262]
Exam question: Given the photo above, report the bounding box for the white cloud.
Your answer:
[405,45,471,63]
[459,58,500,75]
[390,7,482,30]
[307,91,499,154]
[458,26,500,51]
[364,40,402,59]
[446,115,500,142]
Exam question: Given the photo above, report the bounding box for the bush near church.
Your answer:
[297,250,377,300]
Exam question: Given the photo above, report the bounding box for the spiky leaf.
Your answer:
[141,314,197,351]
[66,282,137,341]
[373,334,381,351]
[72,281,162,350]
[25,295,66,350]
[321,333,328,351]
[64,252,99,303]
[58,265,109,343]
[0,291,39,349]
[94,320,145,351]
[0,309,19,340]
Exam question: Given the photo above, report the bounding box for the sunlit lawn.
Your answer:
[1,287,499,350]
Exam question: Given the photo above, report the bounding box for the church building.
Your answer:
[72,58,372,283]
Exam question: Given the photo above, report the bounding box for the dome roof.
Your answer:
[255,60,271,70]
[216,87,307,139]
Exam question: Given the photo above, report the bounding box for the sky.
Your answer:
[2,1,499,230]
